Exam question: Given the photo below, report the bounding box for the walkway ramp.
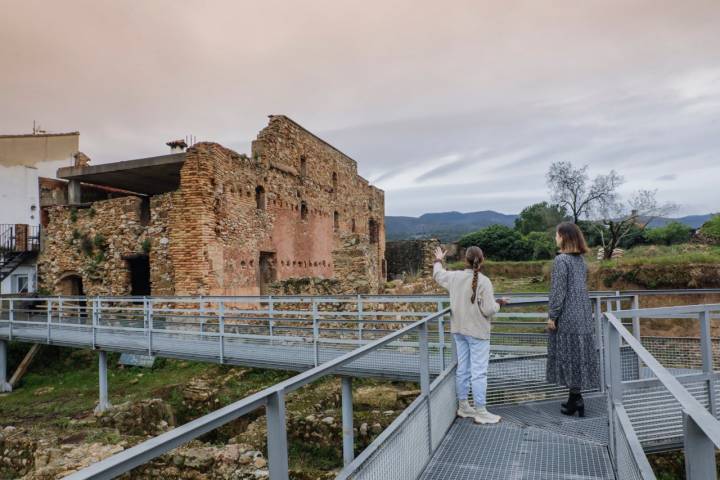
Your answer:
[421,395,613,480]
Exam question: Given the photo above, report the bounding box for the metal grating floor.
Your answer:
[420,395,614,480]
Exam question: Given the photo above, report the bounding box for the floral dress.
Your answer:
[546,253,600,390]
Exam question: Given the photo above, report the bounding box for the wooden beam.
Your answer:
[9,344,42,388]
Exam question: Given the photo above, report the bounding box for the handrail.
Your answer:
[63,308,450,480]
[605,310,720,446]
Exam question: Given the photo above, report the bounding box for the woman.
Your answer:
[433,245,508,424]
[546,222,599,417]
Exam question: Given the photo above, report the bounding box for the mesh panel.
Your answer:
[613,411,644,480]
[430,370,456,451]
[349,401,431,480]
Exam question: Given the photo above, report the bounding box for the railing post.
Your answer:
[148,300,154,356]
[606,319,623,463]
[341,376,354,466]
[313,300,319,367]
[699,309,717,416]
[683,411,717,479]
[9,299,13,341]
[94,350,111,413]
[92,297,97,349]
[631,295,640,340]
[0,340,11,392]
[438,301,446,370]
[199,296,205,335]
[357,295,363,341]
[58,297,63,325]
[46,298,52,344]
[595,299,605,393]
[266,390,289,480]
[219,301,225,364]
[268,295,274,338]
[419,321,432,453]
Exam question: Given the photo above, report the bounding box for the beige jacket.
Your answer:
[433,263,500,340]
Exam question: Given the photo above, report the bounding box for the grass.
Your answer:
[594,243,720,266]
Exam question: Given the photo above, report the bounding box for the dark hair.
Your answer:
[466,246,484,303]
[557,222,589,254]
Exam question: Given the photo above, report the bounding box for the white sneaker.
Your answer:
[456,400,476,419]
[473,406,501,424]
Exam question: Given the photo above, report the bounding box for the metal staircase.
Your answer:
[0,224,40,283]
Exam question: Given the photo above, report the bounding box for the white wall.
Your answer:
[0,164,42,226]
[0,262,36,295]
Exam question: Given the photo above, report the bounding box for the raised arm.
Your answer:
[548,256,568,321]
[432,246,451,289]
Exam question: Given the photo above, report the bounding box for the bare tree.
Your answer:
[546,162,623,223]
[594,189,677,260]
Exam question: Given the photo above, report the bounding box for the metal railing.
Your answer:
[64,308,454,480]
[0,224,40,253]
[604,304,720,479]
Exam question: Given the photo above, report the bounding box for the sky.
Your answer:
[1,0,719,217]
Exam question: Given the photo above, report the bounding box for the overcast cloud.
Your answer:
[1,0,718,216]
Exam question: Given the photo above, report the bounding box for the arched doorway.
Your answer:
[58,273,84,296]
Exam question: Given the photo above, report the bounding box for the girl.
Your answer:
[433,245,507,424]
[546,222,600,417]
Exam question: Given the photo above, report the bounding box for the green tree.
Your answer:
[699,215,720,242]
[645,222,693,246]
[515,202,567,235]
[458,225,532,261]
[524,231,557,260]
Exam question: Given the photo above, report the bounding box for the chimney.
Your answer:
[166,139,188,153]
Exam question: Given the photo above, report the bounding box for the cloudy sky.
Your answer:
[1,0,719,216]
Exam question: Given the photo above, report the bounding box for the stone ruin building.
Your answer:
[37,116,385,297]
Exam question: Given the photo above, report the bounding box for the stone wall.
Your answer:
[38,116,385,296]
[38,197,148,296]
[385,239,440,280]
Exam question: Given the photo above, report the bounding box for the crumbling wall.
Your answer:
[170,116,385,296]
[38,197,147,296]
[385,239,440,279]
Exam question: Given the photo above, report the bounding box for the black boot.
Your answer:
[561,392,585,417]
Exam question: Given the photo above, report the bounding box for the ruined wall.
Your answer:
[169,116,385,296]
[38,116,385,296]
[38,197,148,296]
[385,239,440,279]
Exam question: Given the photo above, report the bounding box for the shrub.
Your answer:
[141,239,152,254]
[700,215,720,241]
[524,232,557,260]
[645,222,693,246]
[69,207,78,223]
[515,202,566,235]
[93,233,108,250]
[80,235,94,256]
[458,225,532,261]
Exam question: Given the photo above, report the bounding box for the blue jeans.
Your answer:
[454,333,490,406]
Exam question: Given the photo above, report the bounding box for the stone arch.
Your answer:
[57,272,84,296]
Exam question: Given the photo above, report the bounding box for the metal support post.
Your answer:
[46,299,52,343]
[199,297,205,335]
[341,376,354,466]
[219,302,225,364]
[9,299,13,341]
[631,295,640,340]
[614,290,621,312]
[266,391,289,480]
[699,309,717,416]
[95,351,111,413]
[313,300,320,366]
[606,322,623,461]
[357,295,363,341]
[148,300,154,355]
[268,296,274,338]
[683,412,717,479]
[0,340,12,392]
[419,322,432,453]
[92,298,97,349]
[595,299,605,393]
[438,301,446,370]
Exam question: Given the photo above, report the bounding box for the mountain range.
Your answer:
[385,211,715,242]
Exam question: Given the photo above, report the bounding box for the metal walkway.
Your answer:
[2,293,720,479]
[421,395,613,480]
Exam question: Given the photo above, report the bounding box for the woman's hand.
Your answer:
[434,247,447,262]
[497,297,511,307]
[547,319,557,331]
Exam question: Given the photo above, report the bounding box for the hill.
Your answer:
[385,210,518,241]
[385,211,716,242]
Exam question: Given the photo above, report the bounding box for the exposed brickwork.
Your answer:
[38,116,385,296]
[385,239,440,279]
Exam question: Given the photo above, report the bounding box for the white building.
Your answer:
[0,131,79,295]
